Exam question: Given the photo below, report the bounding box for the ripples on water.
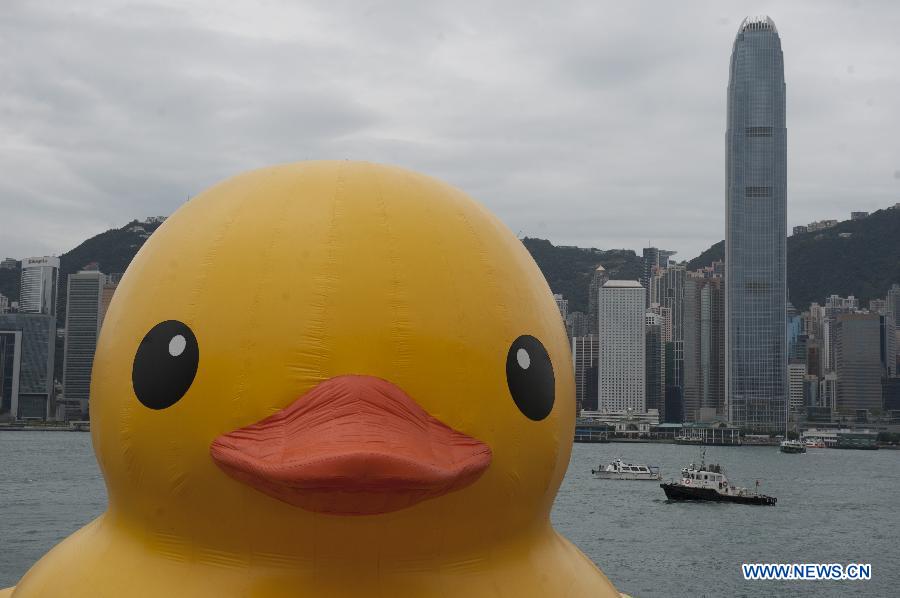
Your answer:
[1,433,897,596]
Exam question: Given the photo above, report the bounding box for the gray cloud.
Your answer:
[1,0,899,263]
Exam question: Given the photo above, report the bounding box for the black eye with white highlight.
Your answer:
[505,335,555,421]
[132,320,199,410]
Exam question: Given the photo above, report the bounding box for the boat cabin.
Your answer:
[680,466,729,490]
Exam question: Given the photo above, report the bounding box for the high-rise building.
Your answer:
[683,275,726,422]
[881,314,897,378]
[887,284,900,322]
[587,265,609,335]
[820,372,837,411]
[888,284,900,372]
[641,247,676,307]
[664,343,683,423]
[0,313,55,419]
[725,16,787,431]
[645,312,665,417]
[803,374,819,408]
[0,293,9,314]
[19,256,60,316]
[683,276,704,422]
[62,269,107,419]
[100,278,120,327]
[660,265,685,389]
[649,303,673,342]
[572,335,599,412]
[884,378,900,412]
[805,337,821,379]
[821,295,859,373]
[597,281,645,412]
[788,361,806,415]
[701,278,726,416]
[833,313,883,415]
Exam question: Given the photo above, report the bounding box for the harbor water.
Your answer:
[1,432,897,596]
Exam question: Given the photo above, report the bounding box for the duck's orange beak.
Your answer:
[209,375,492,515]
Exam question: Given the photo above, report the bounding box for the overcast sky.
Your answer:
[2,0,899,261]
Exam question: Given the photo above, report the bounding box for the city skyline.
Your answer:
[2,2,900,260]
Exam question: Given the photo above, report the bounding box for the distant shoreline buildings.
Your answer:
[566,16,899,437]
[0,19,897,438]
[0,218,163,422]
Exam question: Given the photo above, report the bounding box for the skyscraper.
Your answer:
[99,277,120,327]
[888,284,900,372]
[641,247,676,307]
[0,313,56,419]
[683,275,726,421]
[645,312,665,417]
[19,256,60,316]
[833,313,884,414]
[726,16,787,431]
[62,269,106,419]
[787,361,806,415]
[572,334,599,412]
[660,265,685,389]
[597,281,645,412]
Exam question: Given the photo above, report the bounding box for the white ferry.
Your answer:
[591,459,661,480]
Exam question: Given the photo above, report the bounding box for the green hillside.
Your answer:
[4,206,897,321]
[521,238,642,314]
[687,207,900,310]
[686,241,724,272]
[55,220,165,324]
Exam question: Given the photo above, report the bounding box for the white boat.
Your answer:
[592,459,661,480]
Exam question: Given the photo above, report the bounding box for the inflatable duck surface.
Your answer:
[7,162,620,597]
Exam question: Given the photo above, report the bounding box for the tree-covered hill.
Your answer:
[521,238,642,314]
[4,206,897,322]
[686,241,724,272]
[55,220,165,325]
[687,207,900,310]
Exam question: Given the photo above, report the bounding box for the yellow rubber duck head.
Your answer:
[92,161,574,561]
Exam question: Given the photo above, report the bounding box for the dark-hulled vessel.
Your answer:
[661,455,776,506]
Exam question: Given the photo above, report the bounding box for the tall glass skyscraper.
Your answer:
[63,269,106,419]
[19,256,60,316]
[726,16,787,431]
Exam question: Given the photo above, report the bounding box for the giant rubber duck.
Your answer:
[5,162,620,597]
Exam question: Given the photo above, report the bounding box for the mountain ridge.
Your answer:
[2,206,898,318]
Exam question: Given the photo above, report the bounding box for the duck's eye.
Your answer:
[132,320,199,410]
[505,335,555,421]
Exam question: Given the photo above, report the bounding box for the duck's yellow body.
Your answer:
[8,162,620,597]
